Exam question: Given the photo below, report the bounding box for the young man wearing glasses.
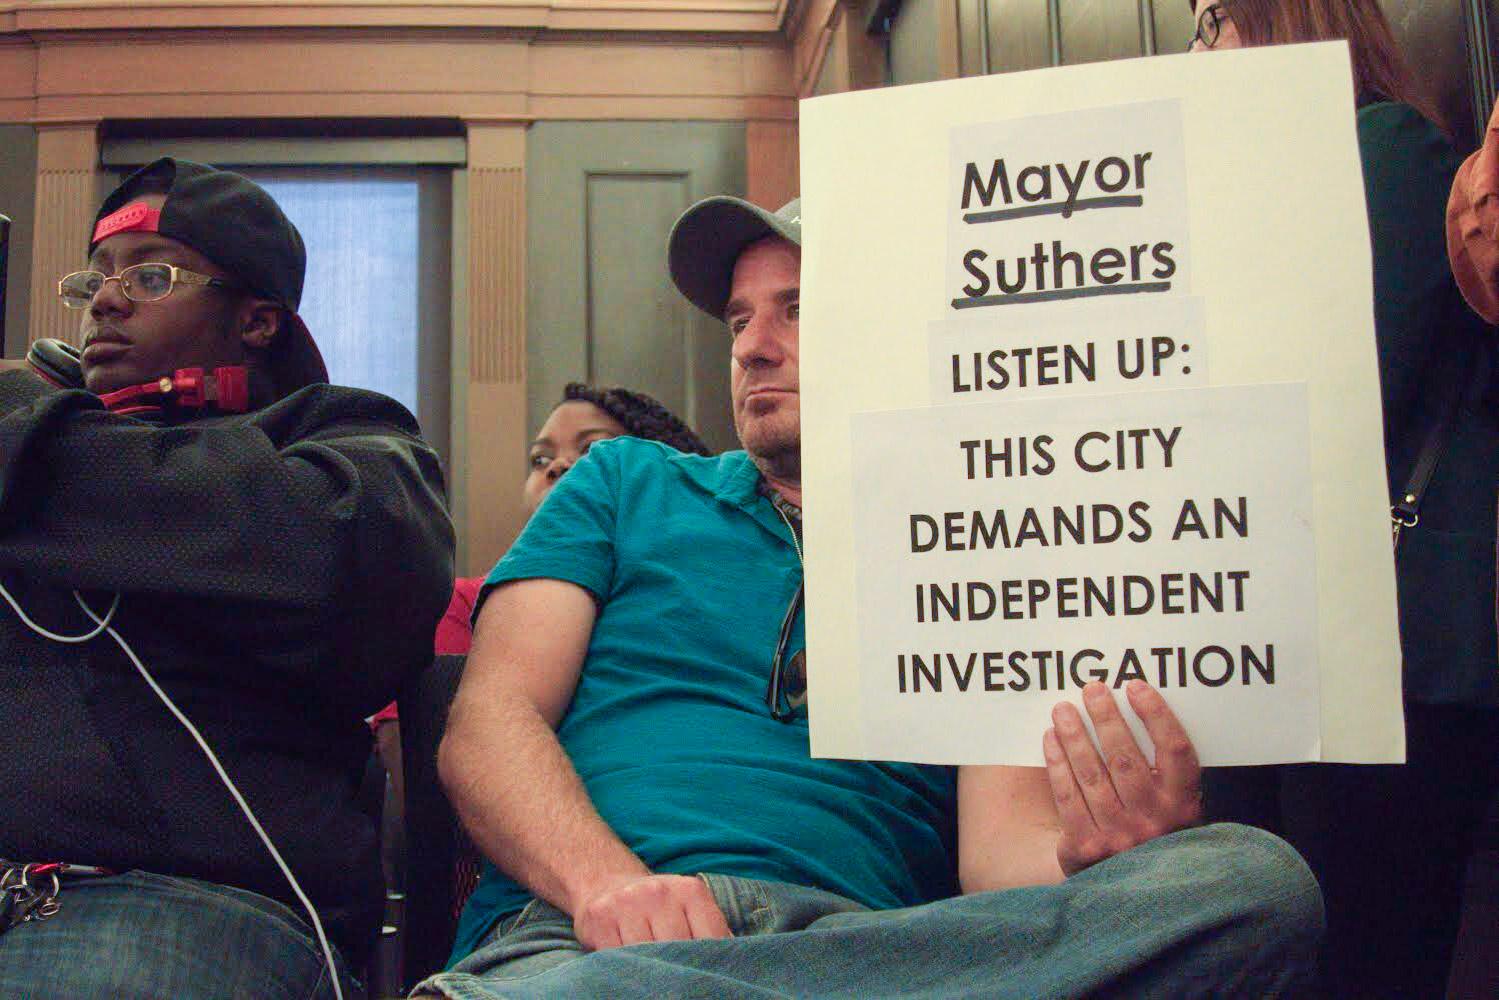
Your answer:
[428,196,1321,999]
[0,158,454,998]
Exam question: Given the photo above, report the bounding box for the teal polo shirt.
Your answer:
[450,438,957,963]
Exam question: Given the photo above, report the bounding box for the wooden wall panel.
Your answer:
[741,44,798,98]
[938,0,961,78]
[813,14,849,96]
[525,120,744,455]
[468,165,525,384]
[746,118,798,208]
[0,38,34,119]
[792,0,841,95]
[460,122,528,576]
[583,171,694,418]
[530,42,746,97]
[888,0,942,85]
[801,0,885,97]
[27,125,98,347]
[1058,0,1141,65]
[984,0,1052,74]
[0,123,37,356]
[1386,0,1481,148]
[1153,0,1196,56]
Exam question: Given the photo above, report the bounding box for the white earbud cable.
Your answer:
[3,583,345,1000]
[0,583,118,642]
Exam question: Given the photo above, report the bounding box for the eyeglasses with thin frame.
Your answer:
[1187,3,1227,51]
[57,263,237,310]
[766,581,807,722]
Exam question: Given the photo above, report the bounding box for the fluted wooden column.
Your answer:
[458,122,528,577]
[28,124,100,347]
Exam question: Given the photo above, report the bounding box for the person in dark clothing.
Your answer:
[1190,4,1499,997]
[0,157,454,1000]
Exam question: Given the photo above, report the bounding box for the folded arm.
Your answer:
[0,372,454,714]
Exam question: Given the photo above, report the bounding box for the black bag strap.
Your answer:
[1391,339,1480,550]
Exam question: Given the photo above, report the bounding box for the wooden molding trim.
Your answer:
[26,94,798,124]
[3,1,788,34]
[788,0,884,97]
[789,0,840,96]
[0,28,799,125]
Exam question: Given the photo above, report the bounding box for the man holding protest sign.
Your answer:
[421,196,1322,999]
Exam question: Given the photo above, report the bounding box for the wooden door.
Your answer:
[527,121,747,454]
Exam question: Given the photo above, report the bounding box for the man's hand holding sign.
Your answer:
[1046,682,1202,875]
[960,681,1201,890]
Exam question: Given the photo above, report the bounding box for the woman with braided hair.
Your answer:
[445,381,713,654]
[524,382,713,514]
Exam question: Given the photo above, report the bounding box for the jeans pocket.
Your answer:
[496,897,544,938]
[491,898,577,953]
[464,898,584,983]
[694,872,772,936]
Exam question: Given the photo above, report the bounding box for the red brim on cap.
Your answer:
[92,201,163,246]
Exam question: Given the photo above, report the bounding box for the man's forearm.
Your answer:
[957,764,1067,894]
[959,822,1065,894]
[440,689,649,915]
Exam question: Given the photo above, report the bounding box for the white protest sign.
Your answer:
[800,43,1404,766]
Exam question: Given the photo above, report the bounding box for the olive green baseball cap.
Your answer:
[668,196,801,319]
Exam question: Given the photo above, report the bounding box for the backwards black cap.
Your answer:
[90,157,329,393]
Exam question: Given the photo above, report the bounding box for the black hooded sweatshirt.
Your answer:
[0,370,454,967]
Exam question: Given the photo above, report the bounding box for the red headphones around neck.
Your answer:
[99,366,251,416]
[26,338,252,416]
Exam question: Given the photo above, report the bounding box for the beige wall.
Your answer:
[0,2,809,573]
[0,0,908,570]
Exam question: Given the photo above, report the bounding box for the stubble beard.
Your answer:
[741,415,801,483]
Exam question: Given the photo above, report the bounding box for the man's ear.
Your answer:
[239,299,284,351]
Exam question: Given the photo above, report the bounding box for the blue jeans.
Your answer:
[416,823,1322,999]
[0,869,358,1000]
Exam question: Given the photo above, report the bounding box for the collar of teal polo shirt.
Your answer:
[668,448,800,553]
